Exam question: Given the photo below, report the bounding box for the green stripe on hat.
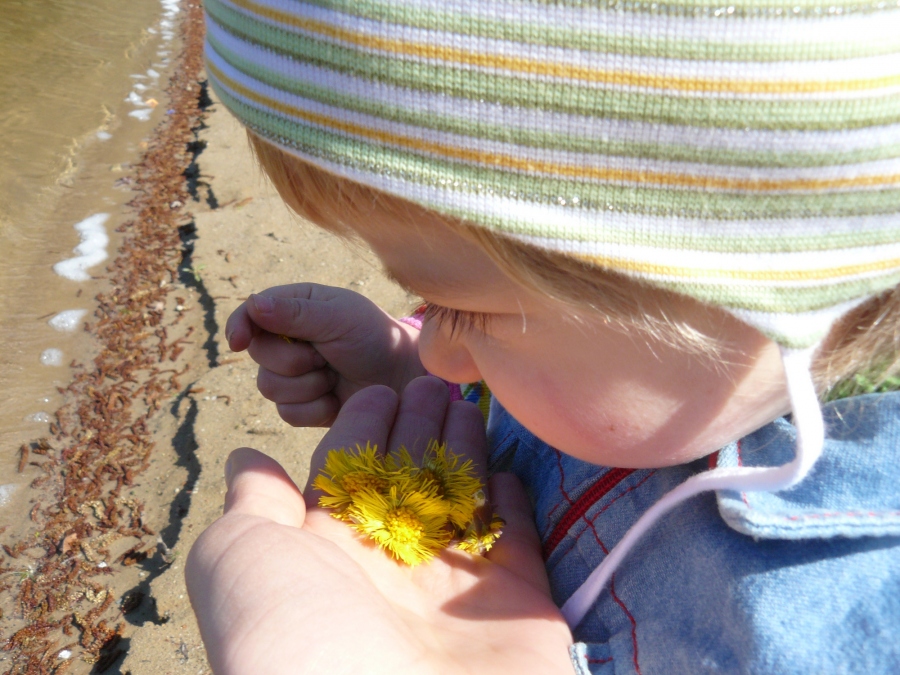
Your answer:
[207,31,900,169]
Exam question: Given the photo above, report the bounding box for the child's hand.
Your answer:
[225,284,427,426]
[186,378,574,675]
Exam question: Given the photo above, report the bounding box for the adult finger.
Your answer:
[485,472,551,594]
[385,376,450,461]
[304,385,399,498]
[441,400,490,492]
[247,332,327,377]
[223,447,306,528]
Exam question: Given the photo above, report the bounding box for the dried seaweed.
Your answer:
[1,3,208,671]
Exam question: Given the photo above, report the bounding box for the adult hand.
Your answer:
[225,283,427,426]
[186,378,573,675]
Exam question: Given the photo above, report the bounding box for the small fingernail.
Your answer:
[252,294,275,313]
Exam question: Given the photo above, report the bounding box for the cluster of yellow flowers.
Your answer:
[314,441,504,566]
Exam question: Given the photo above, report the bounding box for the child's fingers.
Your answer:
[303,385,399,499]
[223,447,306,527]
[484,472,551,594]
[257,367,337,405]
[440,400,490,491]
[247,332,327,376]
[224,300,258,352]
[245,290,354,344]
[385,376,451,460]
[225,283,356,351]
[275,398,340,428]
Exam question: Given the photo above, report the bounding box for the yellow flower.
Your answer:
[394,441,483,530]
[314,441,503,565]
[452,488,504,554]
[313,443,391,518]
[347,485,452,566]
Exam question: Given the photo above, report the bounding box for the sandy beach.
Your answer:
[1,6,415,672]
[115,97,418,674]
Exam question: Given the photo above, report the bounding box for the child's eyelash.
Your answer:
[422,303,491,336]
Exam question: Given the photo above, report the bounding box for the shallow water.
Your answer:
[0,0,182,491]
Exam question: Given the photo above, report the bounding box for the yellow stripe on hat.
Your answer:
[227,0,900,95]
[576,252,900,283]
[210,60,900,193]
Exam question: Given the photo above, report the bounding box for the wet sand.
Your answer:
[0,0,186,483]
[1,4,415,673]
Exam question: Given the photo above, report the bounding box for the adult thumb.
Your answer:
[223,447,307,528]
[486,472,552,594]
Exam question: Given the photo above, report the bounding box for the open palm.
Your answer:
[186,379,573,674]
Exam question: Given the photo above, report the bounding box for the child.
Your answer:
[186,0,900,672]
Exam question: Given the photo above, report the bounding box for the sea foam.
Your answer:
[49,309,87,332]
[129,108,153,121]
[0,484,17,508]
[40,348,63,366]
[53,213,110,281]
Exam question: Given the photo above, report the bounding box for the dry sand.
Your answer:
[116,93,418,672]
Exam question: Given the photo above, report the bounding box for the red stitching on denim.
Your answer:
[610,575,642,675]
[543,450,576,540]
[554,469,642,674]
[732,441,900,522]
[587,656,613,664]
[554,482,612,559]
[584,513,610,555]
[589,471,656,527]
[544,465,635,558]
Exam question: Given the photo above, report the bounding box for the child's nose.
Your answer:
[417,320,482,384]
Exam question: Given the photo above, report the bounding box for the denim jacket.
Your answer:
[486,392,900,674]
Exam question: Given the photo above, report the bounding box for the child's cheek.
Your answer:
[417,321,482,384]
[501,367,665,467]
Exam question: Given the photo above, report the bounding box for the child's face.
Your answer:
[353,202,791,468]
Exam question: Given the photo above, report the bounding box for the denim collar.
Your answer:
[715,391,900,540]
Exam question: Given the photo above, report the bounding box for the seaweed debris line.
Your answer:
[0,3,214,672]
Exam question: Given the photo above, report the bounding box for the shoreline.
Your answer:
[1,3,212,671]
[0,0,190,474]
[1,2,417,672]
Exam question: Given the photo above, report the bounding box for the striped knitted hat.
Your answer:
[204,0,900,350]
[205,0,900,627]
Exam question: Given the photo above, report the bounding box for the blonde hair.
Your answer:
[248,132,900,398]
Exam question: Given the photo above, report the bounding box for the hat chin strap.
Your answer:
[560,344,824,630]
